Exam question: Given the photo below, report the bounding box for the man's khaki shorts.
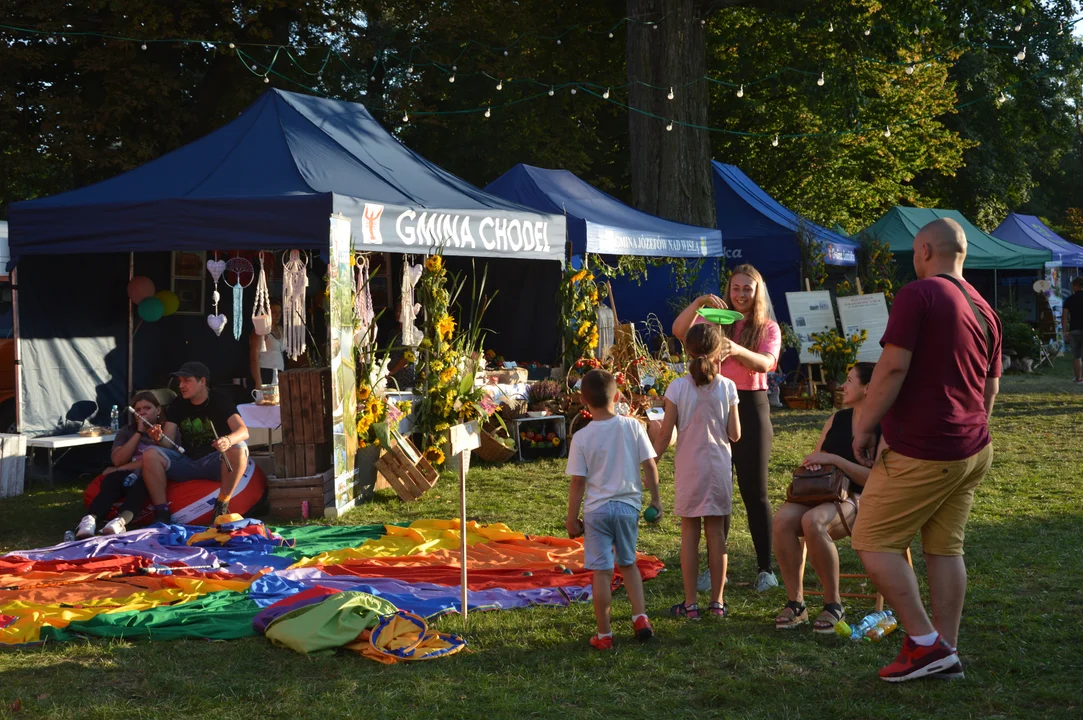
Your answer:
[851,444,993,556]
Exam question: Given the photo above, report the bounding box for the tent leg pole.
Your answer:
[127,253,134,398]
[12,267,21,434]
[994,270,998,309]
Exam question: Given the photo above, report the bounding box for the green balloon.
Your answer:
[138,297,165,322]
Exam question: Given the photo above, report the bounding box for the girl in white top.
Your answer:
[654,322,741,619]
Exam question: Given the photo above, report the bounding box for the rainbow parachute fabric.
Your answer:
[1,518,663,659]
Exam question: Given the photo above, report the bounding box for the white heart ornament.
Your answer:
[207,313,228,336]
[206,259,227,283]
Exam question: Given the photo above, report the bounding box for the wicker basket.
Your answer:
[475,429,516,463]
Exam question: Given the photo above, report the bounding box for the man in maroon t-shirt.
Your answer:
[851,218,1002,683]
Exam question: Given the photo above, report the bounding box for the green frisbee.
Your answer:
[696,308,744,325]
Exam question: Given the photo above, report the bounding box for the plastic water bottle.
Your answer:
[834,610,894,641]
[63,530,75,543]
[123,472,139,488]
[109,405,120,431]
[864,614,899,642]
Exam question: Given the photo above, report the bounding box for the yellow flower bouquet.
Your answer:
[808,328,868,385]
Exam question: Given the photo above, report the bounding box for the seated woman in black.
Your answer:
[772,362,881,632]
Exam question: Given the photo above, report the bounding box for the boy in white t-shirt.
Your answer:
[566,369,662,650]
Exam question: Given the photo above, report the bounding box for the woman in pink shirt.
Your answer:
[673,264,782,592]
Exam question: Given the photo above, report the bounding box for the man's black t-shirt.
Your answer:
[167,391,239,460]
[1064,292,1083,332]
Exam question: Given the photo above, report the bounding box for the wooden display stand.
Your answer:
[267,468,334,518]
[278,368,332,478]
[374,431,439,501]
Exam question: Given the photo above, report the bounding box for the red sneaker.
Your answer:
[633,615,653,642]
[589,634,614,651]
[879,636,959,682]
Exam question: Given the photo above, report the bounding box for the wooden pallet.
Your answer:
[374,434,439,501]
[279,368,332,445]
[274,442,331,478]
[268,469,334,518]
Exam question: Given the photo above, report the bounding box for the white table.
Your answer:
[26,432,117,487]
[237,403,282,456]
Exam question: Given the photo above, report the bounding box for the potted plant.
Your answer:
[527,380,563,415]
[998,304,1040,373]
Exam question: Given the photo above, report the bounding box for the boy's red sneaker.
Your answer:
[589,634,614,651]
[633,615,653,642]
[879,636,958,682]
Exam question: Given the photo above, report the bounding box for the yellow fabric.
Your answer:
[291,520,526,568]
[0,576,254,645]
[345,611,465,664]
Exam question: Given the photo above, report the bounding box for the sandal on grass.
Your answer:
[708,601,728,618]
[671,602,701,620]
[813,603,845,634]
[775,600,808,630]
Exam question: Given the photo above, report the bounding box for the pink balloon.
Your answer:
[127,276,156,304]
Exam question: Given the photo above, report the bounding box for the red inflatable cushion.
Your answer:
[83,460,267,526]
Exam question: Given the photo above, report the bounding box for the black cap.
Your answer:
[171,361,210,381]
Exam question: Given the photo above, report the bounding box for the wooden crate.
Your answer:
[280,368,331,445]
[268,469,334,519]
[374,435,439,502]
[274,442,331,478]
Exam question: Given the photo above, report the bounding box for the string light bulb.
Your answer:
[652,23,658,31]
[402,111,409,122]
[449,73,455,82]
[141,43,147,50]
[603,87,610,99]
[571,87,577,94]
[556,39,561,45]
[998,92,1007,104]
[407,65,414,73]
[772,134,779,147]
[1016,47,1026,61]
[883,126,891,138]
[667,87,674,100]
[1014,23,1022,32]
[737,84,744,98]
[913,25,920,36]
[548,86,554,96]
[701,19,706,26]
[608,32,614,38]
[864,27,871,36]
[496,80,503,90]
[959,29,966,39]
[484,107,491,118]
[666,120,673,131]
[228,43,235,49]
[817,72,824,86]
[264,76,270,83]
[828,22,834,32]
[503,50,509,56]
[905,64,915,75]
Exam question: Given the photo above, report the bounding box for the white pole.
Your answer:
[459,454,468,622]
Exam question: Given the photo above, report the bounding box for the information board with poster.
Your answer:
[836,293,889,363]
[327,215,360,517]
[784,290,838,364]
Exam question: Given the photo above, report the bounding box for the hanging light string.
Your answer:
[0,12,1077,90]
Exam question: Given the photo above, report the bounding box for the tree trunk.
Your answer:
[626,0,714,228]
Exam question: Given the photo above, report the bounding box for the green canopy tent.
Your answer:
[857,207,1051,270]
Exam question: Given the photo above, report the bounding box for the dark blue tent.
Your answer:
[991,213,1083,268]
[485,164,723,331]
[485,164,723,257]
[712,162,858,323]
[9,89,565,266]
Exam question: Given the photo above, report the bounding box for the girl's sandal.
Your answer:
[774,600,808,630]
[813,603,845,634]
[708,601,729,618]
[671,602,701,620]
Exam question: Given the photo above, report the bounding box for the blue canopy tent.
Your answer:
[8,90,567,436]
[711,162,858,324]
[991,213,1083,268]
[485,164,724,332]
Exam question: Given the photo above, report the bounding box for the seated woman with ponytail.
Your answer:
[772,362,881,632]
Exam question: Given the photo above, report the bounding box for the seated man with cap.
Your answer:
[142,361,250,523]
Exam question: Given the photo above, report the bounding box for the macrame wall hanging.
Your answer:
[206,253,227,336]
[281,250,309,361]
[251,252,273,352]
[225,255,254,341]
[355,254,376,351]
[400,259,423,347]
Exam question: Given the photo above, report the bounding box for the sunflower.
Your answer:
[570,270,587,284]
[425,446,446,465]
[403,350,417,364]
[436,315,456,339]
[357,385,371,401]
[425,255,443,272]
[440,367,456,384]
[430,359,445,373]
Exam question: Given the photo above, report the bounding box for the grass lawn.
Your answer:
[1,361,1081,720]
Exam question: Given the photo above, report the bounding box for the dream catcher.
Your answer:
[400,259,423,347]
[251,252,273,352]
[281,250,309,361]
[355,254,376,350]
[206,253,228,336]
[225,255,254,341]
